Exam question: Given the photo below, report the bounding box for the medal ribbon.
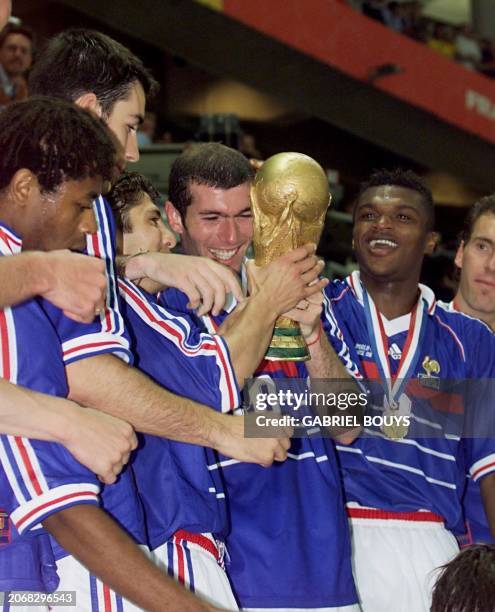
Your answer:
[362,285,428,407]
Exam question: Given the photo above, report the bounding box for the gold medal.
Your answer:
[381,394,411,440]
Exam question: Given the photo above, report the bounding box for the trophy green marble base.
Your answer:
[265,327,310,362]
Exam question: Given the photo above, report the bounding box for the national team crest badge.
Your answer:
[418,356,441,389]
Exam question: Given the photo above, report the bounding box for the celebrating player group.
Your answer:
[0,10,495,612]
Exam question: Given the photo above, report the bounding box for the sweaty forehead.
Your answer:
[471,212,495,240]
[358,185,425,209]
[189,181,251,213]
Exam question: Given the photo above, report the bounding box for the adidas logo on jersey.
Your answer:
[388,343,402,360]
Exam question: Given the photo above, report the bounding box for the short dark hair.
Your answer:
[29,29,158,117]
[168,143,254,220]
[461,194,495,243]
[357,168,435,230]
[0,96,116,193]
[431,544,495,612]
[0,23,35,50]
[107,171,161,233]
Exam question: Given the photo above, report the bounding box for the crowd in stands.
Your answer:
[348,0,495,78]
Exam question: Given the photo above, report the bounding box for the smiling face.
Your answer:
[166,181,253,272]
[353,185,436,284]
[455,212,495,320]
[21,175,102,252]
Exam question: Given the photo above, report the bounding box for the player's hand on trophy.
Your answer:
[211,413,291,467]
[62,404,137,484]
[124,252,243,315]
[37,250,107,323]
[284,290,324,342]
[246,244,328,316]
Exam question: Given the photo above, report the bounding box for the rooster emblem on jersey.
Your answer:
[422,356,440,376]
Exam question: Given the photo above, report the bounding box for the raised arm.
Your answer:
[66,354,290,467]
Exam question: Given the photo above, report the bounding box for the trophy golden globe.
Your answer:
[251,152,331,361]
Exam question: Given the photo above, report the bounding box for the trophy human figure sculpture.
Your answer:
[251,152,331,360]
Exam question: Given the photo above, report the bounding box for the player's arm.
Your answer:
[0,379,136,484]
[66,354,289,466]
[480,474,495,539]
[121,251,243,315]
[43,506,217,612]
[0,250,106,322]
[218,244,328,386]
[285,290,364,443]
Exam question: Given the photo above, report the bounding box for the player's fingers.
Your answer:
[193,277,215,316]
[217,268,243,303]
[300,260,325,285]
[302,278,328,298]
[198,269,228,316]
[97,471,117,485]
[62,310,90,324]
[284,243,316,263]
[118,452,131,468]
[273,444,288,462]
[183,281,202,311]
[128,431,138,451]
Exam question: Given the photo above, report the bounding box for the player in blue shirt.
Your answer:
[442,195,495,545]
[0,97,181,609]
[107,171,325,608]
[316,169,495,611]
[163,143,361,611]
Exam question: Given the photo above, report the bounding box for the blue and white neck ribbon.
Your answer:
[362,284,428,408]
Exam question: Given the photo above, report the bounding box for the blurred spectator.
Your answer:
[430,544,495,612]
[137,111,157,147]
[427,23,456,59]
[362,0,386,23]
[479,38,495,78]
[0,22,33,107]
[383,2,404,33]
[455,24,482,71]
[402,1,427,42]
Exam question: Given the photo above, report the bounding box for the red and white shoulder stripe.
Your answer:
[0,226,22,256]
[470,454,495,483]
[119,280,239,412]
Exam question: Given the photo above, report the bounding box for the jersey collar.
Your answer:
[0,223,22,255]
[346,270,436,316]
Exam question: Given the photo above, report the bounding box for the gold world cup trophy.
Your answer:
[251,152,331,361]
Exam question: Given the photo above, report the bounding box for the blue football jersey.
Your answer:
[119,279,240,547]
[162,287,358,609]
[0,210,146,591]
[322,272,495,531]
[40,196,132,365]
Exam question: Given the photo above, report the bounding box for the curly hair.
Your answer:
[0,96,116,193]
[358,168,435,230]
[107,171,161,233]
[29,29,158,117]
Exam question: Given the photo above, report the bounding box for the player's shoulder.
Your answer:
[323,276,353,303]
[434,300,495,341]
